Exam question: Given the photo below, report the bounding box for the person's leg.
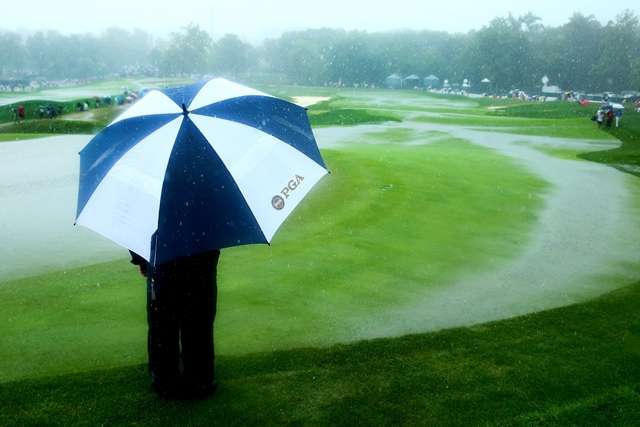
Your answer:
[179,253,219,396]
[147,268,181,395]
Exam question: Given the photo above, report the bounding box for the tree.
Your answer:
[212,34,254,77]
[160,23,213,76]
[552,13,604,91]
[466,16,535,91]
[263,29,338,85]
[0,32,25,78]
[592,10,640,91]
[99,27,154,74]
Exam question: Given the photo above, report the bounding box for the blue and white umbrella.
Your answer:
[76,78,328,265]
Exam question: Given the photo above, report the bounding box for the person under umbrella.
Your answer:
[76,78,328,398]
[130,245,220,398]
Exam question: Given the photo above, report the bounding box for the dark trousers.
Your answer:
[146,251,220,390]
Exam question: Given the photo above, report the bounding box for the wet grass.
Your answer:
[0,140,548,383]
[0,106,122,136]
[0,99,92,124]
[488,101,597,119]
[3,84,640,424]
[579,113,640,176]
[308,108,400,126]
[487,123,612,140]
[307,96,401,127]
[413,109,613,141]
[531,146,587,161]
[476,97,640,176]
[1,281,638,426]
[0,119,102,135]
[0,133,45,142]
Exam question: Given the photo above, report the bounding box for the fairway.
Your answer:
[1,87,640,420]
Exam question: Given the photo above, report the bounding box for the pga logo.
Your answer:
[272,174,304,210]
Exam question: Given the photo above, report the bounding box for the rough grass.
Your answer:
[488,101,597,119]
[413,106,614,141]
[0,99,101,124]
[307,96,401,126]
[580,112,640,175]
[477,98,640,176]
[0,119,102,134]
[1,281,638,426]
[0,133,45,142]
[308,108,400,126]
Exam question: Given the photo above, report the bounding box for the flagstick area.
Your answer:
[1,85,640,425]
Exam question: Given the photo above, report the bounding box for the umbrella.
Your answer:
[76,78,329,265]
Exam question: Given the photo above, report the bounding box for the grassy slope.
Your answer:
[0,142,548,382]
[0,119,102,134]
[0,133,45,142]
[479,98,640,176]
[1,281,638,426]
[0,90,398,137]
[0,99,96,124]
[580,112,640,174]
[307,97,401,127]
[410,99,613,141]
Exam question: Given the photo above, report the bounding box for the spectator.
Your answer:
[615,108,623,128]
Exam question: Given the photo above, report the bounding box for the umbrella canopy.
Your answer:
[76,78,328,265]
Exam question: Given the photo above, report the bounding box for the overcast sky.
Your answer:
[3,0,638,42]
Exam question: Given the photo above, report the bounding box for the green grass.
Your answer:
[579,112,640,176]
[489,123,612,140]
[474,97,640,176]
[0,105,120,136]
[0,99,98,124]
[413,109,614,141]
[0,119,102,134]
[525,145,587,161]
[307,96,401,127]
[1,281,638,426]
[488,101,597,119]
[0,133,45,142]
[0,141,548,383]
[308,108,400,126]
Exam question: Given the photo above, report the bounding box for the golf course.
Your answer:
[1,83,639,425]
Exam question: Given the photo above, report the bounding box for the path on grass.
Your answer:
[315,120,640,338]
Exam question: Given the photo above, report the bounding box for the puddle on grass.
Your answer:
[314,117,640,341]
[0,135,123,281]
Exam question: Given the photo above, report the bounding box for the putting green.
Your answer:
[0,139,548,382]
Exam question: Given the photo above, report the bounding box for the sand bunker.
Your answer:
[292,96,331,107]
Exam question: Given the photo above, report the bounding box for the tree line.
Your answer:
[0,10,638,93]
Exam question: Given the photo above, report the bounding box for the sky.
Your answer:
[3,0,638,42]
